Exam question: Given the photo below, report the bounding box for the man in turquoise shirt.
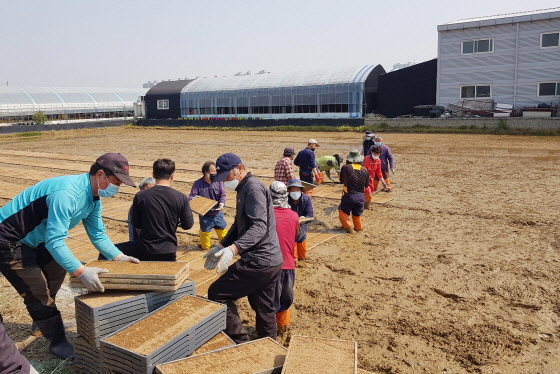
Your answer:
[0,153,139,359]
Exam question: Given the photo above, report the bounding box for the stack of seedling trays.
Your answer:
[280,336,358,374]
[100,295,226,374]
[155,337,287,374]
[145,281,196,312]
[69,261,190,291]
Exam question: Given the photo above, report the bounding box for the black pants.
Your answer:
[0,240,66,321]
[99,241,176,261]
[208,258,282,343]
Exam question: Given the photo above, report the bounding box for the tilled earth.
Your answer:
[1,127,560,373]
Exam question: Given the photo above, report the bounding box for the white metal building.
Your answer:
[437,8,560,108]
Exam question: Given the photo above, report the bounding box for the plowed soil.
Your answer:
[1,127,560,373]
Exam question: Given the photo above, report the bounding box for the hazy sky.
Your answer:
[2,1,559,88]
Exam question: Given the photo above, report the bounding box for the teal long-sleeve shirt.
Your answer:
[0,173,122,273]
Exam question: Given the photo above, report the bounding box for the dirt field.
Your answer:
[1,127,560,373]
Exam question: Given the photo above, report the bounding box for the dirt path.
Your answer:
[1,128,560,373]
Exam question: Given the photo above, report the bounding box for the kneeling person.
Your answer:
[116,159,194,261]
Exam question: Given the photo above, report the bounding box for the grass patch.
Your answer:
[17,131,42,137]
[35,358,75,374]
[128,123,560,136]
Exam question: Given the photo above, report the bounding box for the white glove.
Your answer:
[77,267,109,292]
[215,246,235,274]
[382,181,388,189]
[215,203,224,211]
[115,255,140,264]
[390,167,395,174]
[203,245,224,270]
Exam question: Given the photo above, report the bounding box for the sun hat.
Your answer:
[346,149,364,164]
[269,181,290,208]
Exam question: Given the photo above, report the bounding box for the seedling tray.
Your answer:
[280,335,357,374]
[101,295,226,374]
[155,337,287,374]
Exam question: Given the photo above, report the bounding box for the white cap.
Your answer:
[308,139,320,146]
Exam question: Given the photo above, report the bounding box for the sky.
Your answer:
[1,0,559,88]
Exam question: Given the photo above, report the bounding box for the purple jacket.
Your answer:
[188,178,226,216]
[380,144,394,172]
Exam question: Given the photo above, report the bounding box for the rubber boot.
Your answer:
[373,179,379,192]
[199,231,212,250]
[384,178,392,192]
[296,240,307,260]
[339,210,353,233]
[34,313,74,359]
[215,228,228,240]
[353,215,363,232]
[276,309,290,337]
[31,321,73,337]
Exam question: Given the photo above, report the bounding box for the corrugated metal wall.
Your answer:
[437,18,560,107]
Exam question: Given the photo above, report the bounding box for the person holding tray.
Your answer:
[188,161,228,250]
[0,153,140,359]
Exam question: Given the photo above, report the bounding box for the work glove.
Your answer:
[203,245,224,270]
[215,246,235,274]
[390,167,395,174]
[215,203,225,211]
[77,266,109,293]
[115,254,140,264]
[382,181,388,189]
[329,177,335,181]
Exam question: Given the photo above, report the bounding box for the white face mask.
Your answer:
[371,155,379,160]
[289,191,302,200]
[223,179,239,190]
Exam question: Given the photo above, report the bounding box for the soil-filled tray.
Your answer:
[101,295,226,374]
[191,332,234,356]
[189,196,219,216]
[281,336,357,374]
[73,261,190,280]
[145,281,196,312]
[155,337,287,374]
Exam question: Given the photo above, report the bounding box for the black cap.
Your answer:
[95,153,136,187]
[215,153,242,183]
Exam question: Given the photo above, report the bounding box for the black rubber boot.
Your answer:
[34,314,74,359]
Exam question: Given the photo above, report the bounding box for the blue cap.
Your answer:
[215,153,242,183]
[287,179,304,188]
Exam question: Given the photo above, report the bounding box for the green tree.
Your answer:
[31,111,47,125]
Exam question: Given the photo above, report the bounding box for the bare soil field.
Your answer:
[1,127,560,373]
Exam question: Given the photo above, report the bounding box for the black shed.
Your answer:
[376,59,437,118]
[145,80,194,119]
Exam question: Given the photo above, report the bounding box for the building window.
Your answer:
[157,99,169,110]
[460,85,491,99]
[541,32,559,48]
[538,82,560,96]
[462,38,493,54]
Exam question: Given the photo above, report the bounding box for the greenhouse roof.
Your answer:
[182,65,379,93]
[0,86,148,106]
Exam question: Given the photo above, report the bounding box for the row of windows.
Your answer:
[461,32,560,55]
[460,82,560,99]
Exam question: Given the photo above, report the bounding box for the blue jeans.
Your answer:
[199,211,227,232]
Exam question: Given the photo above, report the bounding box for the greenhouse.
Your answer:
[0,86,148,124]
[178,65,385,119]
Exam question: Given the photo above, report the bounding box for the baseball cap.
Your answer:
[308,139,320,146]
[283,147,295,156]
[96,153,136,187]
[215,153,242,183]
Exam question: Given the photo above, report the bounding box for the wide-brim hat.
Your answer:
[346,149,364,164]
[215,153,242,183]
[96,153,136,187]
[308,139,320,147]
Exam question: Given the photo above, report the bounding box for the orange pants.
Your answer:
[276,309,290,328]
[294,240,307,260]
[338,210,363,231]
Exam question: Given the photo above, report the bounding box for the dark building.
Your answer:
[145,79,193,119]
[376,59,437,118]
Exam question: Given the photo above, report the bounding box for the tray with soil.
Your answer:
[189,196,219,216]
[280,335,357,374]
[69,261,190,291]
[154,337,287,374]
[191,332,234,356]
[75,290,149,347]
[101,295,226,374]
